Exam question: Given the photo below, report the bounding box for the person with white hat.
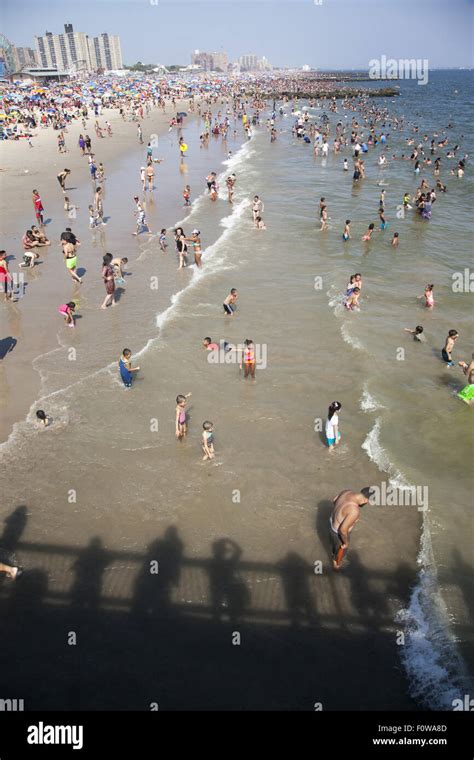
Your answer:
[186,230,202,268]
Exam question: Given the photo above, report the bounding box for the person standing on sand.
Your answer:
[146,163,155,191]
[62,238,82,284]
[132,197,151,236]
[329,489,371,571]
[32,190,44,226]
[0,250,13,301]
[101,253,116,308]
[95,186,105,224]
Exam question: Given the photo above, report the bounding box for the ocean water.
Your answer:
[0,71,472,709]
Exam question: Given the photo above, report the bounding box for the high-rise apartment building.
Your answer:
[88,33,123,71]
[191,49,228,72]
[12,46,37,70]
[239,54,258,71]
[35,24,122,72]
[211,51,228,72]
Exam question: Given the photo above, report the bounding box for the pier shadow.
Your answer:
[0,510,452,711]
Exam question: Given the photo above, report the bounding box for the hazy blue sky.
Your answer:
[1,0,473,69]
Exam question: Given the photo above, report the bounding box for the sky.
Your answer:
[1,0,473,69]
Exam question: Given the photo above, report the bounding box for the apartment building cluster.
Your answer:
[34,24,123,73]
[190,50,272,74]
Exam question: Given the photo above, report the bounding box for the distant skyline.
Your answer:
[2,0,473,69]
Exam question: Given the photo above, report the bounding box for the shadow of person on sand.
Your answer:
[208,538,250,628]
[277,551,318,627]
[348,550,389,626]
[70,537,108,613]
[132,526,184,622]
[0,337,18,360]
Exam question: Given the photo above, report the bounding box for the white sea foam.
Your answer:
[360,383,385,412]
[361,418,469,708]
[1,191,252,460]
[361,417,410,488]
[361,418,391,472]
[396,520,469,709]
[340,322,365,350]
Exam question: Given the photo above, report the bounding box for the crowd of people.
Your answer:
[1,72,472,583]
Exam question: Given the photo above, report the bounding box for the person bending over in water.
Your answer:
[361,223,375,242]
[329,488,371,571]
[58,301,76,327]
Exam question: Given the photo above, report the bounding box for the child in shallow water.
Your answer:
[58,301,76,327]
[344,287,360,310]
[202,421,215,460]
[36,409,51,427]
[361,223,375,242]
[175,393,192,440]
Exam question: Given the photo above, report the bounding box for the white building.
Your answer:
[35,24,122,73]
[239,54,258,71]
[88,33,123,71]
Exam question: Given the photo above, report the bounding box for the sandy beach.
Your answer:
[0,64,472,714]
[0,98,190,441]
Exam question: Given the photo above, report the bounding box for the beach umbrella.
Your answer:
[177,111,187,117]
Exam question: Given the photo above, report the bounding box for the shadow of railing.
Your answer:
[1,534,411,629]
[1,521,469,711]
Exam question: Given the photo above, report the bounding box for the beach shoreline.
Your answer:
[0,97,193,443]
[0,69,471,712]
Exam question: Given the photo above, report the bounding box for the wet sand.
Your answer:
[0,101,423,710]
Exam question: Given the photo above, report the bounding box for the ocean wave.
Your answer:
[360,383,385,412]
[1,192,252,460]
[361,417,469,708]
[396,521,469,709]
[340,322,365,350]
[361,417,410,489]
